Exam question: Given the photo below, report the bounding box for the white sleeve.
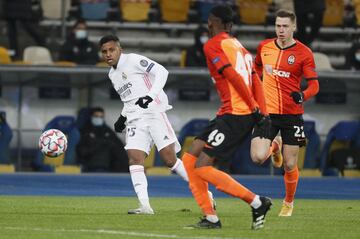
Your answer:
[131,53,169,99]
[147,63,169,99]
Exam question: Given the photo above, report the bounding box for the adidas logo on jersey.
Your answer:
[163,135,169,140]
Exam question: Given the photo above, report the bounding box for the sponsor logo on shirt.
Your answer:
[265,64,291,78]
[272,69,290,78]
[118,82,133,99]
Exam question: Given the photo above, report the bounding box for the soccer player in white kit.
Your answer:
[99,35,214,214]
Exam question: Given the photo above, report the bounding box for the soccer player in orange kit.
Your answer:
[254,9,319,217]
[182,5,273,230]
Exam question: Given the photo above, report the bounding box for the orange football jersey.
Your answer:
[255,39,318,114]
[204,32,257,116]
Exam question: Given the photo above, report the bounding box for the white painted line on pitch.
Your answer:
[2,226,247,239]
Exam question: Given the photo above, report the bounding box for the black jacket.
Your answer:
[294,0,325,13]
[77,123,128,172]
[185,26,208,67]
[59,37,99,65]
[346,42,360,70]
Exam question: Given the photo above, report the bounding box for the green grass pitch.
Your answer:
[0,196,359,239]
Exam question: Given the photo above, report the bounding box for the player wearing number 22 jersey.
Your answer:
[253,9,319,217]
[182,4,273,230]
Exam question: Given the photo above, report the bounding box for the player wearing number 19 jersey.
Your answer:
[254,9,319,217]
[182,5,273,230]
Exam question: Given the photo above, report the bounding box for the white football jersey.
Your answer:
[108,53,171,119]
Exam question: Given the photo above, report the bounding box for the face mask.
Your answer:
[200,35,209,44]
[75,30,87,40]
[91,117,104,126]
[355,53,360,62]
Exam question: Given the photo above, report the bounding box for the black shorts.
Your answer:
[252,114,306,146]
[196,114,255,159]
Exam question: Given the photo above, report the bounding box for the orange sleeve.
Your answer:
[254,42,264,78]
[303,79,319,101]
[251,71,268,115]
[303,49,318,80]
[222,66,257,111]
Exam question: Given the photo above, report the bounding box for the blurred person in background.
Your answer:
[346,39,360,70]
[59,19,99,65]
[3,0,45,58]
[184,25,209,67]
[294,0,325,46]
[77,107,129,172]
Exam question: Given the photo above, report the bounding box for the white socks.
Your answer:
[250,195,262,209]
[129,165,151,208]
[170,158,189,182]
[129,159,188,209]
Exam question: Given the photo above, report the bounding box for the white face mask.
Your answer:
[200,35,209,44]
[75,30,87,40]
[91,117,104,126]
[355,53,360,62]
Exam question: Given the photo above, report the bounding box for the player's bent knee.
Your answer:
[251,151,267,165]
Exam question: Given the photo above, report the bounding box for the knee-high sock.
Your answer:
[195,166,255,204]
[129,165,151,208]
[182,153,215,215]
[171,158,189,181]
[284,166,299,203]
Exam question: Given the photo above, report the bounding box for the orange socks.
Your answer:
[182,153,214,215]
[284,166,299,203]
[195,166,255,204]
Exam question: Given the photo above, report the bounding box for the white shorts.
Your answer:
[124,112,181,155]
